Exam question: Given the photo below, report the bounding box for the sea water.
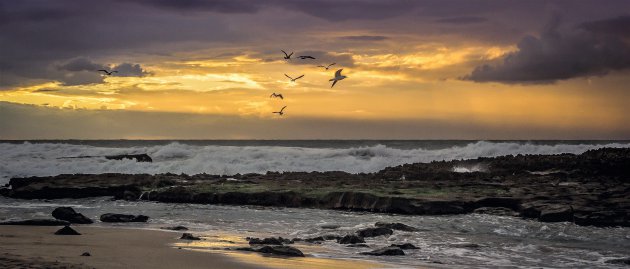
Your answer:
[1,140,629,268]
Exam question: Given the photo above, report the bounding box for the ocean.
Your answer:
[1,140,630,268]
[2,140,630,185]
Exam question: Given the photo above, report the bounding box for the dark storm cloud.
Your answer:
[436,16,488,24]
[0,0,235,88]
[59,58,105,72]
[117,0,265,13]
[338,35,388,41]
[464,15,630,84]
[111,63,151,77]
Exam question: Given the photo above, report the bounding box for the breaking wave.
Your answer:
[1,141,629,184]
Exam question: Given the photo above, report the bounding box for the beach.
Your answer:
[0,225,266,269]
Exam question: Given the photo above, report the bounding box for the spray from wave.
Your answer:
[1,141,629,184]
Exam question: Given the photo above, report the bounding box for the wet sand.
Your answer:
[0,225,392,269]
[0,225,264,269]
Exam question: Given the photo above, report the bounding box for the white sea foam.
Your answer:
[1,141,629,184]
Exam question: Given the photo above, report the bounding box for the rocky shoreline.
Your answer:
[2,148,629,227]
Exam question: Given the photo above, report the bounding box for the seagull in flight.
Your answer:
[270,92,284,99]
[97,69,118,76]
[281,50,294,60]
[272,106,287,116]
[317,63,336,70]
[329,69,347,88]
[298,55,316,60]
[285,74,304,82]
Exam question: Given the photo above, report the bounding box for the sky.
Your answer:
[1,0,630,139]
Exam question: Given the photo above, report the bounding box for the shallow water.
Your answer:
[1,197,629,268]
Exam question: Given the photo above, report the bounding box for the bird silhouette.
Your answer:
[317,63,336,70]
[281,50,294,60]
[298,55,316,60]
[329,69,347,88]
[285,74,304,82]
[272,106,287,116]
[97,69,118,76]
[270,93,284,99]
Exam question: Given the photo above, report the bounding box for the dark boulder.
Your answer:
[320,224,341,229]
[161,225,189,231]
[105,154,152,162]
[375,222,419,232]
[52,207,93,224]
[55,225,81,235]
[361,246,405,256]
[100,213,149,223]
[391,243,419,249]
[356,227,393,238]
[338,234,365,244]
[473,207,519,217]
[0,219,69,226]
[248,237,291,245]
[180,233,201,240]
[450,243,482,249]
[253,245,305,257]
[237,245,305,257]
[81,252,91,256]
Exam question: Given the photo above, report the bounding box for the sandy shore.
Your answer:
[0,225,264,269]
[0,225,391,269]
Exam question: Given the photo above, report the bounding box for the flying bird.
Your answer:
[298,55,316,60]
[329,69,347,88]
[285,74,304,82]
[98,69,118,76]
[317,63,336,70]
[272,106,287,116]
[270,93,284,99]
[281,50,293,60]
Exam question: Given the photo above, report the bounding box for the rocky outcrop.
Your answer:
[605,257,630,265]
[4,148,630,227]
[356,227,393,238]
[375,222,419,232]
[180,233,201,240]
[391,243,419,249]
[54,226,81,235]
[248,237,291,245]
[104,154,152,162]
[52,207,93,224]
[0,219,70,226]
[99,213,148,223]
[338,235,365,244]
[237,245,305,257]
[361,246,405,256]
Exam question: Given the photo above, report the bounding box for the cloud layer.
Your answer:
[464,15,630,83]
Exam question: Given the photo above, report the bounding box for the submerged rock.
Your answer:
[356,227,393,238]
[237,245,305,257]
[375,222,419,232]
[605,257,630,265]
[320,224,341,229]
[100,213,149,223]
[248,237,291,245]
[180,233,201,240]
[81,252,91,256]
[361,246,405,256]
[338,235,365,244]
[52,207,93,224]
[346,243,370,248]
[105,154,152,162]
[0,219,70,226]
[55,225,81,235]
[390,243,419,249]
[161,225,189,231]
